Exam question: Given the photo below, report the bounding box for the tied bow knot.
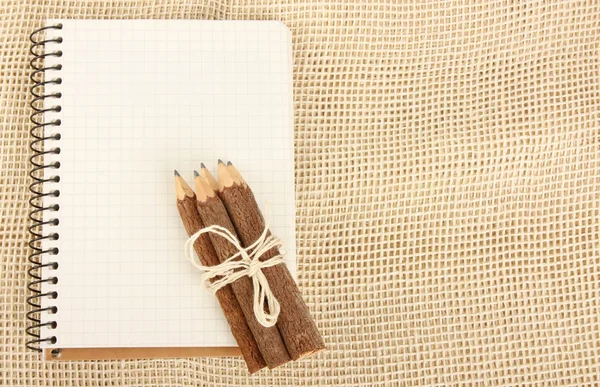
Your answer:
[184,220,285,328]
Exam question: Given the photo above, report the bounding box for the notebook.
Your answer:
[27,20,296,360]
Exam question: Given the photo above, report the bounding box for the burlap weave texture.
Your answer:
[1,1,599,385]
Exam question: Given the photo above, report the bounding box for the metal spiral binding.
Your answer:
[26,23,63,352]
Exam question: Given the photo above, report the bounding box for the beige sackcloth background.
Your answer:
[2,0,600,385]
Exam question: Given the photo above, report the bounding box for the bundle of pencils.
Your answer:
[174,161,325,373]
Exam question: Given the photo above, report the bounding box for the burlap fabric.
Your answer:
[2,1,600,385]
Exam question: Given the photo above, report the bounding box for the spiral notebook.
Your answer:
[27,20,296,360]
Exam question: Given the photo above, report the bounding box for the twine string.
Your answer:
[184,213,284,328]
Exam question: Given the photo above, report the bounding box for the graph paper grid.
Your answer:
[40,19,295,349]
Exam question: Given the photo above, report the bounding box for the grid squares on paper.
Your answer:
[41,20,295,349]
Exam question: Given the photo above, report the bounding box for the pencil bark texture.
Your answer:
[176,195,266,374]
[219,184,326,359]
[195,195,291,368]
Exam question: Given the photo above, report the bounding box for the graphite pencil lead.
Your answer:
[227,161,233,166]
[174,170,180,176]
[193,170,200,178]
[201,162,207,169]
[218,159,224,165]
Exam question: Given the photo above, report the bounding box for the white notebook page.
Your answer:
[40,20,295,349]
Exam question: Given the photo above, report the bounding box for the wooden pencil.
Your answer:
[174,171,266,374]
[193,169,292,368]
[216,162,325,360]
[200,162,219,191]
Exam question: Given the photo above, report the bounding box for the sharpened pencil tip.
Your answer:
[201,162,206,169]
[174,170,180,176]
[193,170,200,178]
[218,159,224,165]
[227,161,233,166]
